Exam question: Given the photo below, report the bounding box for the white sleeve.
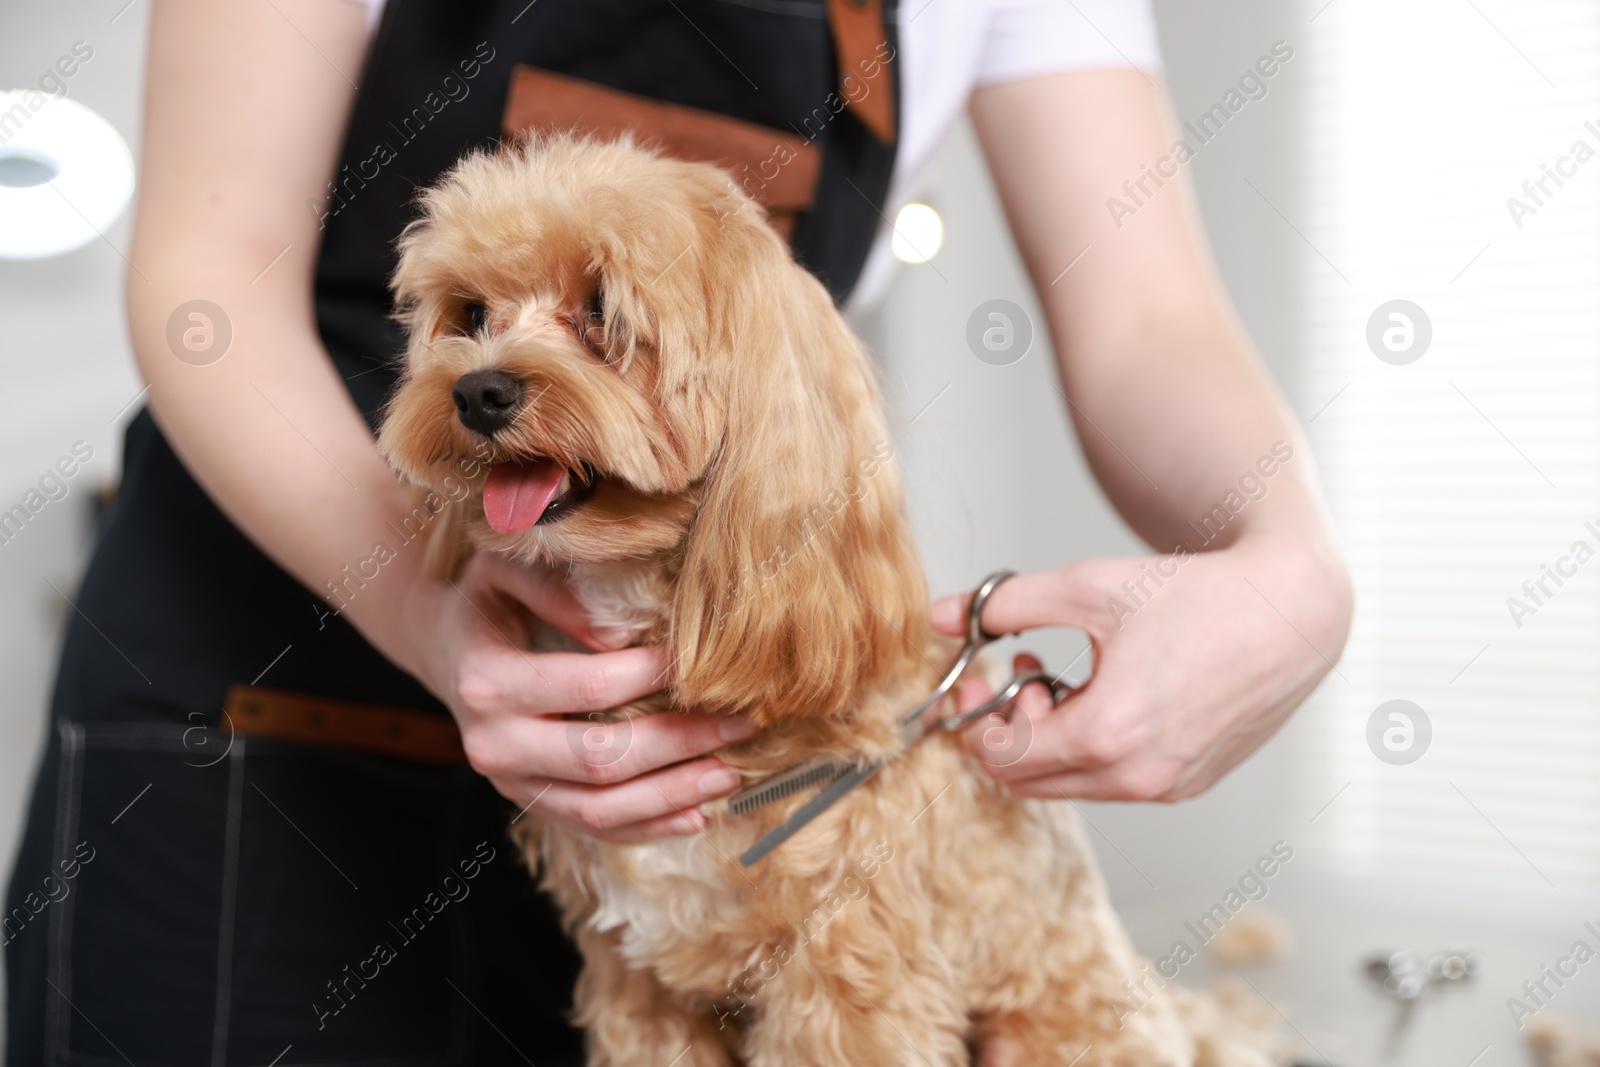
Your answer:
[974,0,1164,86]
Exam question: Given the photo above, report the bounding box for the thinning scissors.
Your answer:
[731,571,1078,866]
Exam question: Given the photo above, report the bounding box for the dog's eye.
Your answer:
[463,301,489,335]
[580,292,608,358]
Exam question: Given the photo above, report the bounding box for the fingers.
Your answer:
[959,653,1059,771]
[442,554,761,837]
[979,691,1122,786]
[448,597,760,817]
[955,650,1170,795]
[494,753,743,842]
[471,552,626,650]
[931,564,1111,638]
[559,708,757,785]
[990,680,1191,802]
[598,809,709,844]
[461,701,758,788]
[457,643,673,719]
[932,556,1168,638]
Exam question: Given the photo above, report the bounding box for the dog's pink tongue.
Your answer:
[483,460,565,533]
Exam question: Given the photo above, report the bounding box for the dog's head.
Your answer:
[379,133,928,722]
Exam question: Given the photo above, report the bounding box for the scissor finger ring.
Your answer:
[967,569,1014,645]
[944,669,1077,733]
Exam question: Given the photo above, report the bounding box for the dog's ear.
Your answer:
[667,216,929,723]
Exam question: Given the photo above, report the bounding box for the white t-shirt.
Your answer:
[350,0,1164,307]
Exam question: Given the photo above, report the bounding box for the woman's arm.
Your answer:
[127,0,751,838]
[943,69,1353,802]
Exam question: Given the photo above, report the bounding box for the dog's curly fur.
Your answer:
[378,134,1278,1067]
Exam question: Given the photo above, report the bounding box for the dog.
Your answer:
[377,133,1278,1066]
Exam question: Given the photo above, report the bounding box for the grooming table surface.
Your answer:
[1119,884,1600,1067]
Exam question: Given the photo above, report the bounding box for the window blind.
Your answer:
[1297,0,1600,896]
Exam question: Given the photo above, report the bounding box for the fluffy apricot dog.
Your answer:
[378,134,1276,1067]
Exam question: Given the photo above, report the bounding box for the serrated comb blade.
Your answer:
[727,758,849,816]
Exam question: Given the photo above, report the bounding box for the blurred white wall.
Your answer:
[0,0,146,912]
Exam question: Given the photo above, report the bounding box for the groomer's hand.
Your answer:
[398,552,755,841]
[950,69,1355,801]
[934,538,1350,802]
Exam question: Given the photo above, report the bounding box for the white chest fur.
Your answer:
[580,833,745,969]
[555,561,747,967]
[569,559,674,642]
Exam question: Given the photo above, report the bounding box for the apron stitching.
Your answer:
[45,721,85,1066]
[209,736,248,1066]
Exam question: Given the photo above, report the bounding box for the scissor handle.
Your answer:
[967,570,1016,645]
[940,669,1077,734]
[900,570,1018,734]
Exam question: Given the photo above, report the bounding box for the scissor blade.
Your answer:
[738,761,886,866]
[727,758,851,816]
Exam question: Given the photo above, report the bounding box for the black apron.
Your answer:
[6,2,899,1064]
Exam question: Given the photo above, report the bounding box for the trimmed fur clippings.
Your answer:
[1210,912,1293,970]
[1529,1015,1600,1067]
[378,133,1279,1067]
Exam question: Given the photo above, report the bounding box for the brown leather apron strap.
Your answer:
[501,66,822,239]
[828,0,897,147]
[224,684,468,766]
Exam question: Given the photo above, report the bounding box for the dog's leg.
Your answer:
[573,925,738,1067]
[968,915,1206,1067]
[960,811,1198,1067]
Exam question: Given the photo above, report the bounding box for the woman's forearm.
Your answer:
[1047,311,1332,558]
[970,71,1340,567]
[126,0,426,673]
[127,264,428,664]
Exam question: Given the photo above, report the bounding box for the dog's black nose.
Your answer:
[453,369,525,436]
